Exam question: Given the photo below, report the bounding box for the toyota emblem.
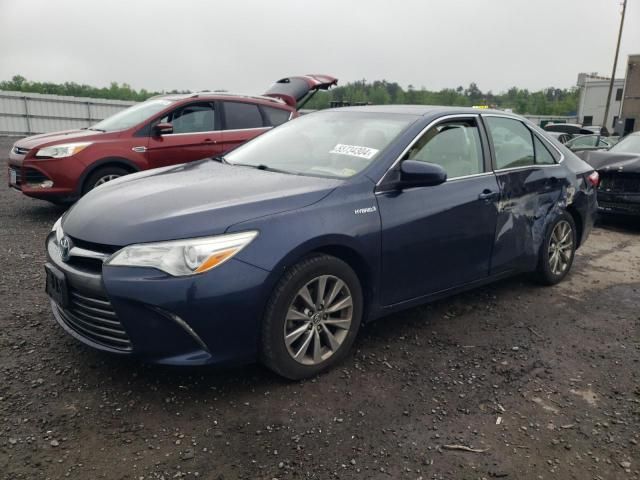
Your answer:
[59,235,72,262]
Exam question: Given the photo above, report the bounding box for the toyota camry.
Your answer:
[46,106,598,379]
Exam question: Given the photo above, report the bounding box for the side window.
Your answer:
[169,103,216,134]
[223,102,264,130]
[571,135,596,147]
[533,136,556,165]
[262,106,291,127]
[404,119,484,178]
[485,117,534,169]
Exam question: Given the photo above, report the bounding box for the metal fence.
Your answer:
[0,90,136,136]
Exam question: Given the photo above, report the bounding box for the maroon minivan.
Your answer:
[8,75,337,203]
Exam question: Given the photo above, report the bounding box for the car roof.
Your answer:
[149,92,288,107]
[332,104,515,117]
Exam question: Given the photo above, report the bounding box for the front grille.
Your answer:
[9,167,49,186]
[65,236,119,274]
[13,146,30,155]
[55,288,132,351]
[599,173,640,194]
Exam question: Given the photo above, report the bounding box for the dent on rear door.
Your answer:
[491,166,570,273]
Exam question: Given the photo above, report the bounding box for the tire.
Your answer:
[260,254,363,380]
[534,211,577,285]
[82,166,129,195]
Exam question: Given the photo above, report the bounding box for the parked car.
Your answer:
[8,74,337,204]
[566,134,616,152]
[45,106,598,379]
[544,123,594,135]
[577,131,640,216]
[546,132,572,144]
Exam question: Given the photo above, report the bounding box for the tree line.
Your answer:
[1,75,579,116]
[304,80,579,116]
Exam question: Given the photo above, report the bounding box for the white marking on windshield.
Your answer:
[330,144,379,160]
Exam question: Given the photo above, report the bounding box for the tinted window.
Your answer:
[224,102,264,129]
[405,119,484,178]
[262,106,291,126]
[486,117,535,169]
[169,103,216,134]
[533,136,555,165]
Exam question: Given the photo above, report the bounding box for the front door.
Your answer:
[147,101,222,167]
[377,116,500,306]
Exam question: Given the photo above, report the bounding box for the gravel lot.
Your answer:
[1,135,639,480]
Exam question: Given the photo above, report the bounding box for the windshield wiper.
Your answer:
[86,127,106,132]
[231,163,295,175]
[211,155,229,164]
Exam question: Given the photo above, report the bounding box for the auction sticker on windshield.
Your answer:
[330,144,379,160]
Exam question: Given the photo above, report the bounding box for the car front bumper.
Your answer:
[9,156,77,200]
[46,233,271,366]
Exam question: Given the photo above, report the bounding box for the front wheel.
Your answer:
[535,211,577,285]
[82,166,129,195]
[260,255,363,380]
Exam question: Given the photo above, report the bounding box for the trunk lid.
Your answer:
[264,74,337,109]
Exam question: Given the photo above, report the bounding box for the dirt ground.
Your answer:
[1,136,639,480]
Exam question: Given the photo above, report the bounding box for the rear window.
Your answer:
[262,107,291,126]
[223,102,264,130]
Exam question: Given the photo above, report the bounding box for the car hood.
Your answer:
[577,150,640,174]
[62,160,341,246]
[16,129,108,150]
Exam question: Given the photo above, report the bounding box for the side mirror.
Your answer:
[153,122,173,136]
[398,160,447,188]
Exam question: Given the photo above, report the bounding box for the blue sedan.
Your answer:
[46,106,598,379]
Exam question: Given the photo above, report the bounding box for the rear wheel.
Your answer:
[535,211,576,285]
[260,255,363,380]
[83,166,129,195]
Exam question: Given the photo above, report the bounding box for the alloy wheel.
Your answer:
[94,174,121,187]
[548,220,573,276]
[284,275,353,365]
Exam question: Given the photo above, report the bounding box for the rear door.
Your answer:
[219,101,271,153]
[147,101,222,167]
[377,115,500,306]
[482,115,566,274]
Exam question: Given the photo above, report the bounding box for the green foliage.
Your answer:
[305,79,579,116]
[0,75,579,116]
[0,75,177,102]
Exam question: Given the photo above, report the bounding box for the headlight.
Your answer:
[105,231,258,276]
[36,142,92,159]
[51,216,62,233]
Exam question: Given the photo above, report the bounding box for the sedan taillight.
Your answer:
[587,171,600,187]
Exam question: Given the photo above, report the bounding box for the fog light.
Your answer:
[27,180,54,189]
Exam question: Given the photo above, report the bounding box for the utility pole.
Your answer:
[601,0,627,136]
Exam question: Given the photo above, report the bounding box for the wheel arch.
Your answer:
[566,205,584,248]
[78,157,141,195]
[264,236,377,323]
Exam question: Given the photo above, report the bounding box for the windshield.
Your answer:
[609,134,640,154]
[224,111,417,178]
[90,99,174,132]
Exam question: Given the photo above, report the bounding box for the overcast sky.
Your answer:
[1,0,638,94]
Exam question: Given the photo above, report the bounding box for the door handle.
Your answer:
[478,189,499,201]
[203,138,217,144]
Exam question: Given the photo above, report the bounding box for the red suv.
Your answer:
[8,74,337,204]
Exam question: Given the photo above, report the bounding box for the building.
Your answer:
[576,73,624,130]
[616,54,640,135]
